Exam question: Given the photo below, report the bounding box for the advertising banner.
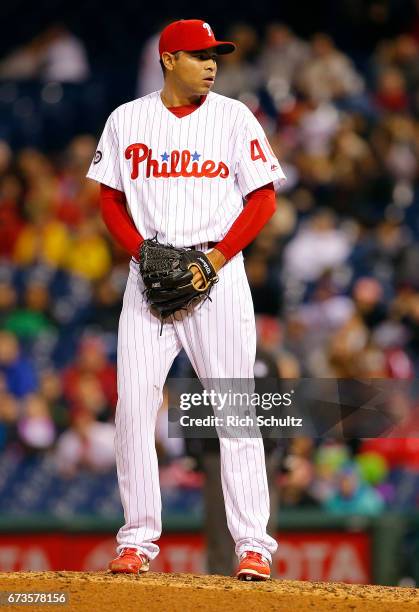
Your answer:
[0,531,371,583]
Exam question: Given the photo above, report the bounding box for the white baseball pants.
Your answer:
[114,250,278,562]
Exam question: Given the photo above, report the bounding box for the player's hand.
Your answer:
[190,265,205,289]
[190,249,226,290]
[206,248,226,273]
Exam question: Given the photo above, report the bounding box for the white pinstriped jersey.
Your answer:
[87,90,286,247]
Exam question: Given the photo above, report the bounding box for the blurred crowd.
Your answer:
[1,17,419,516]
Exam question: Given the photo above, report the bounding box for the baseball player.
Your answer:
[86,19,286,581]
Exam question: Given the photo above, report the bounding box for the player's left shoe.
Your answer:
[235,551,271,581]
[109,547,150,574]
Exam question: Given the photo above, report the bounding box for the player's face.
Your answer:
[171,49,218,95]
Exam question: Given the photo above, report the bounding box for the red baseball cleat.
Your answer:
[236,551,271,581]
[109,548,150,574]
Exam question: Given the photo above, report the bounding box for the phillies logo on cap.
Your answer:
[202,23,212,37]
[159,19,236,56]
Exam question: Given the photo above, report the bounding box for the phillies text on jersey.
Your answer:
[125,144,230,179]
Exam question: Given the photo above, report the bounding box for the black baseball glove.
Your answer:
[139,237,219,324]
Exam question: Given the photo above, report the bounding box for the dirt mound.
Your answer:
[0,571,418,611]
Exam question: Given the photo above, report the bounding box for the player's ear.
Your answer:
[161,51,177,73]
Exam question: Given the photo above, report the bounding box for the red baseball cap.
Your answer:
[159,19,236,56]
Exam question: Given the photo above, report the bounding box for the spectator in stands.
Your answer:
[352,277,387,331]
[323,463,385,515]
[214,23,260,99]
[39,369,69,431]
[56,135,99,228]
[0,276,18,328]
[245,254,282,315]
[280,438,318,508]
[374,67,409,113]
[0,140,12,174]
[283,209,352,283]
[0,170,24,257]
[0,24,90,82]
[13,149,71,268]
[245,199,295,315]
[392,35,419,111]
[136,25,166,97]
[0,36,45,79]
[258,23,309,90]
[16,148,58,213]
[325,314,369,377]
[4,279,57,343]
[396,293,419,368]
[85,273,124,338]
[38,24,90,83]
[17,393,56,451]
[62,335,117,412]
[13,217,70,268]
[0,385,19,450]
[54,409,115,477]
[66,218,112,281]
[289,290,354,376]
[371,115,417,185]
[311,441,351,504]
[298,33,364,103]
[326,121,381,220]
[297,96,340,156]
[0,331,37,397]
[70,373,112,422]
[256,315,283,356]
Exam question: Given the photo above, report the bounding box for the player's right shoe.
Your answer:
[236,551,271,581]
[109,548,150,574]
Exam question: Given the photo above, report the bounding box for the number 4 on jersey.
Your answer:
[250,139,267,162]
[250,137,275,163]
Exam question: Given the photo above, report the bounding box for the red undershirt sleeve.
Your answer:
[100,179,275,263]
[100,184,144,259]
[215,182,276,261]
